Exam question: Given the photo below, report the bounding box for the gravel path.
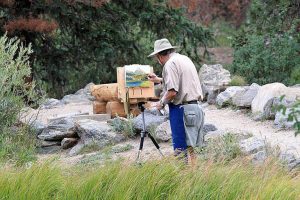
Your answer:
[205,105,300,158]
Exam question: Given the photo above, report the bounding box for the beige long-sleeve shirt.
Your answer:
[162,53,203,105]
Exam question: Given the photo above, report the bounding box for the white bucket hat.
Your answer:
[148,38,178,57]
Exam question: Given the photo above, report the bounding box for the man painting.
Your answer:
[148,38,205,165]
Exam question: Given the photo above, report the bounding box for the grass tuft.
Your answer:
[1,158,300,199]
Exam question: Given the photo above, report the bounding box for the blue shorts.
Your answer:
[168,103,187,152]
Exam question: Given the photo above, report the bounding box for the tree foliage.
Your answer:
[0,0,213,97]
[169,0,251,27]
[231,0,300,85]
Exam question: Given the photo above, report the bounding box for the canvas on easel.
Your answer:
[117,65,155,103]
[125,65,151,88]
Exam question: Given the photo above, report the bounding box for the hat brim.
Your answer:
[147,46,179,57]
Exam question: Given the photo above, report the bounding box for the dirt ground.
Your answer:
[37,104,299,165]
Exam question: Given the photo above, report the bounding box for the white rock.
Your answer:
[239,137,266,154]
[199,64,231,102]
[251,82,300,114]
[155,121,172,142]
[216,86,246,107]
[232,83,260,107]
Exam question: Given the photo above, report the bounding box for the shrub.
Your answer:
[231,34,300,85]
[231,0,300,85]
[229,75,247,86]
[0,34,42,165]
[198,133,242,162]
[110,115,136,138]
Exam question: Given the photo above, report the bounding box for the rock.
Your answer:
[216,86,246,107]
[40,98,63,109]
[38,130,76,141]
[274,107,299,129]
[199,64,231,103]
[75,83,95,96]
[61,94,91,104]
[38,117,77,141]
[37,145,61,154]
[204,130,224,140]
[19,107,46,135]
[279,153,296,164]
[39,140,61,147]
[252,150,267,164]
[203,123,218,134]
[288,159,300,170]
[291,84,300,88]
[232,83,260,107]
[47,117,75,131]
[253,98,276,121]
[133,110,168,132]
[31,120,46,135]
[72,114,111,122]
[273,95,299,129]
[199,64,231,90]
[251,82,300,115]
[61,138,78,149]
[273,97,296,108]
[69,119,125,156]
[207,90,219,104]
[69,142,85,156]
[155,121,172,142]
[239,137,265,154]
[47,112,89,123]
[62,83,95,104]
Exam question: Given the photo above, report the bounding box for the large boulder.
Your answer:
[38,117,77,141]
[216,86,246,107]
[232,83,260,107]
[61,83,95,104]
[40,98,63,109]
[133,110,168,132]
[199,64,231,104]
[69,119,125,156]
[251,83,300,116]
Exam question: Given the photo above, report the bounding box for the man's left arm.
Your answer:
[158,89,177,109]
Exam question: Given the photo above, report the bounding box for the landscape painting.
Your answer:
[125,65,151,88]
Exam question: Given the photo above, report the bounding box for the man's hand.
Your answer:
[149,101,163,110]
[147,73,162,84]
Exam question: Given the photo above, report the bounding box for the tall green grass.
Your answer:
[0,158,299,200]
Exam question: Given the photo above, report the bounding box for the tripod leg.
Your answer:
[136,132,145,162]
[148,133,164,157]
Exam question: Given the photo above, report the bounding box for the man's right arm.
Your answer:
[147,73,162,84]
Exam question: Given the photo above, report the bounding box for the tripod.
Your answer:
[136,102,164,162]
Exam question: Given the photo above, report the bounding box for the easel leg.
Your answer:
[148,133,164,157]
[136,134,145,162]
